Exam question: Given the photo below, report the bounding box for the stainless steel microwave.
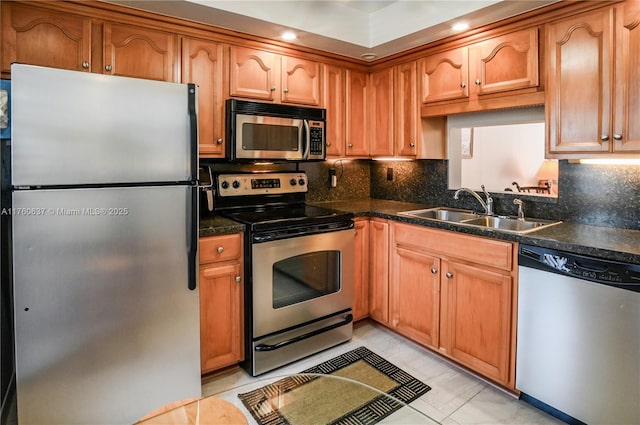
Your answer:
[225,99,326,162]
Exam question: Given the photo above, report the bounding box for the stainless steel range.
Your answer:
[213,172,354,376]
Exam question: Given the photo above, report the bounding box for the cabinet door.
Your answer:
[345,69,369,156]
[546,8,613,155]
[440,260,512,384]
[182,37,226,158]
[229,46,278,101]
[368,219,389,324]
[390,246,440,348]
[419,47,469,103]
[1,2,91,73]
[471,27,539,95]
[613,1,640,153]
[353,219,370,321]
[103,22,176,81]
[281,56,321,105]
[322,64,345,157]
[369,68,394,157]
[199,262,243,373]
[395,62,419,157]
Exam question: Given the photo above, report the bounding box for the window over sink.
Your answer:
[447,106,558,198]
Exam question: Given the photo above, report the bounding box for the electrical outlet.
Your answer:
[329,168,337,188]
[386,167,394,181]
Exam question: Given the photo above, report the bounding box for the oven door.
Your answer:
[234,113,304,161]
[251,228,354,338]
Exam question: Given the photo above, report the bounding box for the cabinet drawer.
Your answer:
[393,223,513,271]
[200,233,242,264]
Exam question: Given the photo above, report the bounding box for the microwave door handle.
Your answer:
[302,119,310,159]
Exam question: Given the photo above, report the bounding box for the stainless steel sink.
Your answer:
[399,207,479,222]
[399,207,561,234]
[460,216,561,234]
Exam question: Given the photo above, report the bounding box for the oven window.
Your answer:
[242,123,299,151]
[272,250,340,308]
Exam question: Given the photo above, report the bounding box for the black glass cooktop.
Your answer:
[220,204,353,231]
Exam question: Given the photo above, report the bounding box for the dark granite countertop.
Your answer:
[312,199,640,265]
[199,215,245,237]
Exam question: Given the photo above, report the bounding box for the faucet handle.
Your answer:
[481,185,494,214]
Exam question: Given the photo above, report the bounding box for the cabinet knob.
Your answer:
[283,88,289,93]
[446,272,453,278]
[217,246,224,253]
[613,133,623,141]
[82,61,90,69]
[270,86,277,91]
[105,65,113,72]
[475,79,481,85]
[460,82,466,88]
[235,276,241,282]
[409,142,415,148]
[348,143,353,148]
[216,138,223,145]
[600,134,609,141]
[431,268,438,274]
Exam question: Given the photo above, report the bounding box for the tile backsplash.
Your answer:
[303,159,640,231]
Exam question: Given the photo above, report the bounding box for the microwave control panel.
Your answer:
[217,172,307,197]
[308,121,325,156]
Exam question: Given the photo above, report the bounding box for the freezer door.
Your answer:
[11,64,196,186]
[12,186,200,425]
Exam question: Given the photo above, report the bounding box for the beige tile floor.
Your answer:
[202,320,564,425]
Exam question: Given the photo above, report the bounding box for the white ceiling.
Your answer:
[106,0,559,61]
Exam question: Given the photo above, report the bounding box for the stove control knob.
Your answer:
[298,178,306,186]
[232,180,240,189]
[220,180,229,189]
[290,178,297,186]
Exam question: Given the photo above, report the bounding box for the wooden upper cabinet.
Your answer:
[369,68,394,157]
[419,47,469,104]
[322,64,345,157]
[345,69,369,156]
[613,1,640,153]
[470,27,539,95]
[1,2,92,73]
[229,46,278,101]
[182,37,227,158]
[394,62,419,157]
[546,8,613,156]
[103,22,177,81]
[281,56,321,105]
[229,46,321,105]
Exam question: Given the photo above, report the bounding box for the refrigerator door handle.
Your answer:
[188,185,198,290]
[188,83,198,183]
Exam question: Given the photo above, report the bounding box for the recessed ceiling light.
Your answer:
[452,22,469,31]
[361,53,377,60]
[281,31,296,41]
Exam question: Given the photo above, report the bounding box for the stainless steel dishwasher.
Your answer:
[516,244,640,425]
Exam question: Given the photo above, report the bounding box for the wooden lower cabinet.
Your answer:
[353,219,370,321]
[368,218,390,324]
[367,220,517,389]
[199,233,244,374]
[439,259,513,384]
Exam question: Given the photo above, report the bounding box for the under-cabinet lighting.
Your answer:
[371,157,413,161]
[574,158,640,166]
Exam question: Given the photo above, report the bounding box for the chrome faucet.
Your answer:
[454,185,494,215]
[514,198,525,220]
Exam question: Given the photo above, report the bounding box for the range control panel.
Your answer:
[217,172,308,197]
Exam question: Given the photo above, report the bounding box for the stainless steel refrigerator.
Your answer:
[8,64,201,424]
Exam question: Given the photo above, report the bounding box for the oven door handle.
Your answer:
[254,314,353,352]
